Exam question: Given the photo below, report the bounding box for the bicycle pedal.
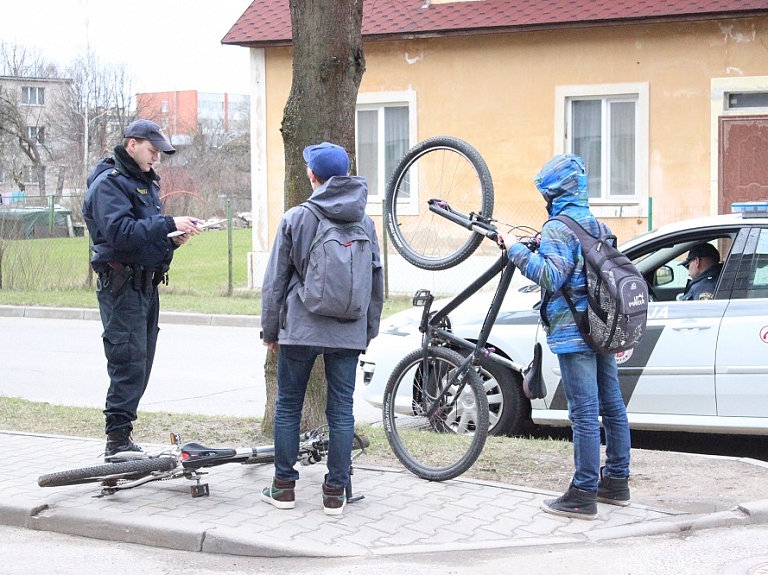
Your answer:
[190,483,209,498]
[412,289,431,306]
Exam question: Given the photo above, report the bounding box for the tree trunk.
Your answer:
[262,0,365,436]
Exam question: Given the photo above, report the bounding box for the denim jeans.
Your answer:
[557,351,631,492]
[274,345,360,489]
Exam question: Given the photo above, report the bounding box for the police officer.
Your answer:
[680,243,722,301]
[82,119,201,460]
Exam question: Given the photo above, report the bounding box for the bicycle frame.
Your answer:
[41,427,368,500]
[415,200,530,414]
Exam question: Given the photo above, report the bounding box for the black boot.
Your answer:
[541,482,598,520]
[597,466,631,506]
[104,428,143,462]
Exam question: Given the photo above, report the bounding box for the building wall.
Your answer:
[0,76,71,199]
[250,15,768,292]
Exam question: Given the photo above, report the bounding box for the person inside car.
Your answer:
[680,243,722,301]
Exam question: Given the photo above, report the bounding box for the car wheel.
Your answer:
[472,357,531,436]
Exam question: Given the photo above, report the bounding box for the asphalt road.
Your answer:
[0,315,382,423]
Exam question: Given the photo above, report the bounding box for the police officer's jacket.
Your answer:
[83,146,178,273]
[681,263,722,301]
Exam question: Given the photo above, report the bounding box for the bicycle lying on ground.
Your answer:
[38,426,369,500]
[381,136,543,482]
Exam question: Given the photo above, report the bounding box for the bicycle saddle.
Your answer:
[522,342,547,400]
[180,443,238,469]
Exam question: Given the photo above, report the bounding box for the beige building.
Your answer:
[224,0,768,293]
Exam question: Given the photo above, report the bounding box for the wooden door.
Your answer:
[718,115,768,214]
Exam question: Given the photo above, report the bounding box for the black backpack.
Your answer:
[542,215,648,354]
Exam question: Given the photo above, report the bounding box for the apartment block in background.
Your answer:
[135,90,249,147]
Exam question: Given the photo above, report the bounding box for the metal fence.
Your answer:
[0,192,252,295]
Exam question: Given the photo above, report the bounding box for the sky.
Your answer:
[0,0,253,96]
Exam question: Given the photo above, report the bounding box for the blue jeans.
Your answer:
[274,345,360,489]
[557,351,630,492]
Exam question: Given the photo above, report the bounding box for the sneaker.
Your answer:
[597,466,631,506]
[261,478,296,509]
[541,483,598,520]
[322,481,346,516]
[104,429,143,462]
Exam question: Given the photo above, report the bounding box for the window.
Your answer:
[737,228,768,299]
[556,83,648,214]
[161,101,169,113]
[355,92,415,203]
[727,92,768,109]
[23,165,45,184]
[27,126,45,144]
[21,86,45,106]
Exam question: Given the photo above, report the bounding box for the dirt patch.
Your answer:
[358,433,768,514]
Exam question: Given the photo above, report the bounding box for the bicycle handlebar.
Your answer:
[428,198,540,252]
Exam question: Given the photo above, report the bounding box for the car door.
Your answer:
[715,226,768,417]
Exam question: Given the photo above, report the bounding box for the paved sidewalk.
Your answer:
[2,431,768,558]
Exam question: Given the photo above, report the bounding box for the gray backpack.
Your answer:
[298,203,373,320]
[543,215,648,354]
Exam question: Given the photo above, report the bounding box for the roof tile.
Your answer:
[222,0,768,46]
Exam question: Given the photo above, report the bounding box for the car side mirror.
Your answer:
[655,265,674,286]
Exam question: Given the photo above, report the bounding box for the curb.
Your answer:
[0,305,260,328]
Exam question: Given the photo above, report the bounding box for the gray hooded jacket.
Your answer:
[260,176,384,350]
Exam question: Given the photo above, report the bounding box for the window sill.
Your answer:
[590,203,646,218]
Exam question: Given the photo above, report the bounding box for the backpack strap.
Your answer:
[297,202,325,283]
[538,214,595,328]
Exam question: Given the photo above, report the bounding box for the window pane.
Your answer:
[728,93,768,109]
[610,101,635,196]
[384,106,409,189]
[357,110,378,196]
[572,100,601,198]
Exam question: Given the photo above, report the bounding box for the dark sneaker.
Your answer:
[104,429,143,462]
[261,478,296,509]
[322,481,346,516]
[541,483,598,520]
[597,466,631,506]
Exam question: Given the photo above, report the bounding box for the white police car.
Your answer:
[359,202,768,436]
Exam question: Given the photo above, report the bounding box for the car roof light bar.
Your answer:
[731,201,768,218]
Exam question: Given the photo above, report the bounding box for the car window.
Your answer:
[731,228,768,300]
[631,235,733,302]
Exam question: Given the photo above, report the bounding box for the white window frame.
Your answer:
[355,90,417,215]
[23,165,44,184]
[555,83,649,218]
[21,86,45,106]
[27,126,44,144]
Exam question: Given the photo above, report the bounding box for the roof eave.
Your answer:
[221,9,768,49]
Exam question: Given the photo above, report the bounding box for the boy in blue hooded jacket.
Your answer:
[499,155,631,520]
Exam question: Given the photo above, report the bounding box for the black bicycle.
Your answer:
[38,426,369,500]
[382,136,542,482]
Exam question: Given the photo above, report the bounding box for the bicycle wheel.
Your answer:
[382,346,489,481]
[38,457,177,488]
[385,136,494,270]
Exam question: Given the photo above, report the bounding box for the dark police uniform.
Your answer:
[681,263,723,301]
[82,146,178,436]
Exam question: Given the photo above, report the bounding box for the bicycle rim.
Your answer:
[37,457,177,488]
[385,136,494,270]
[382,347,489,481]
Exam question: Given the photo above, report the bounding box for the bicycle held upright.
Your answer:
[381,136,542,482]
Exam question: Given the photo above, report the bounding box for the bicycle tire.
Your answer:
[384,136,494,270]
[382,346,489,481]
[38,457,177,488]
